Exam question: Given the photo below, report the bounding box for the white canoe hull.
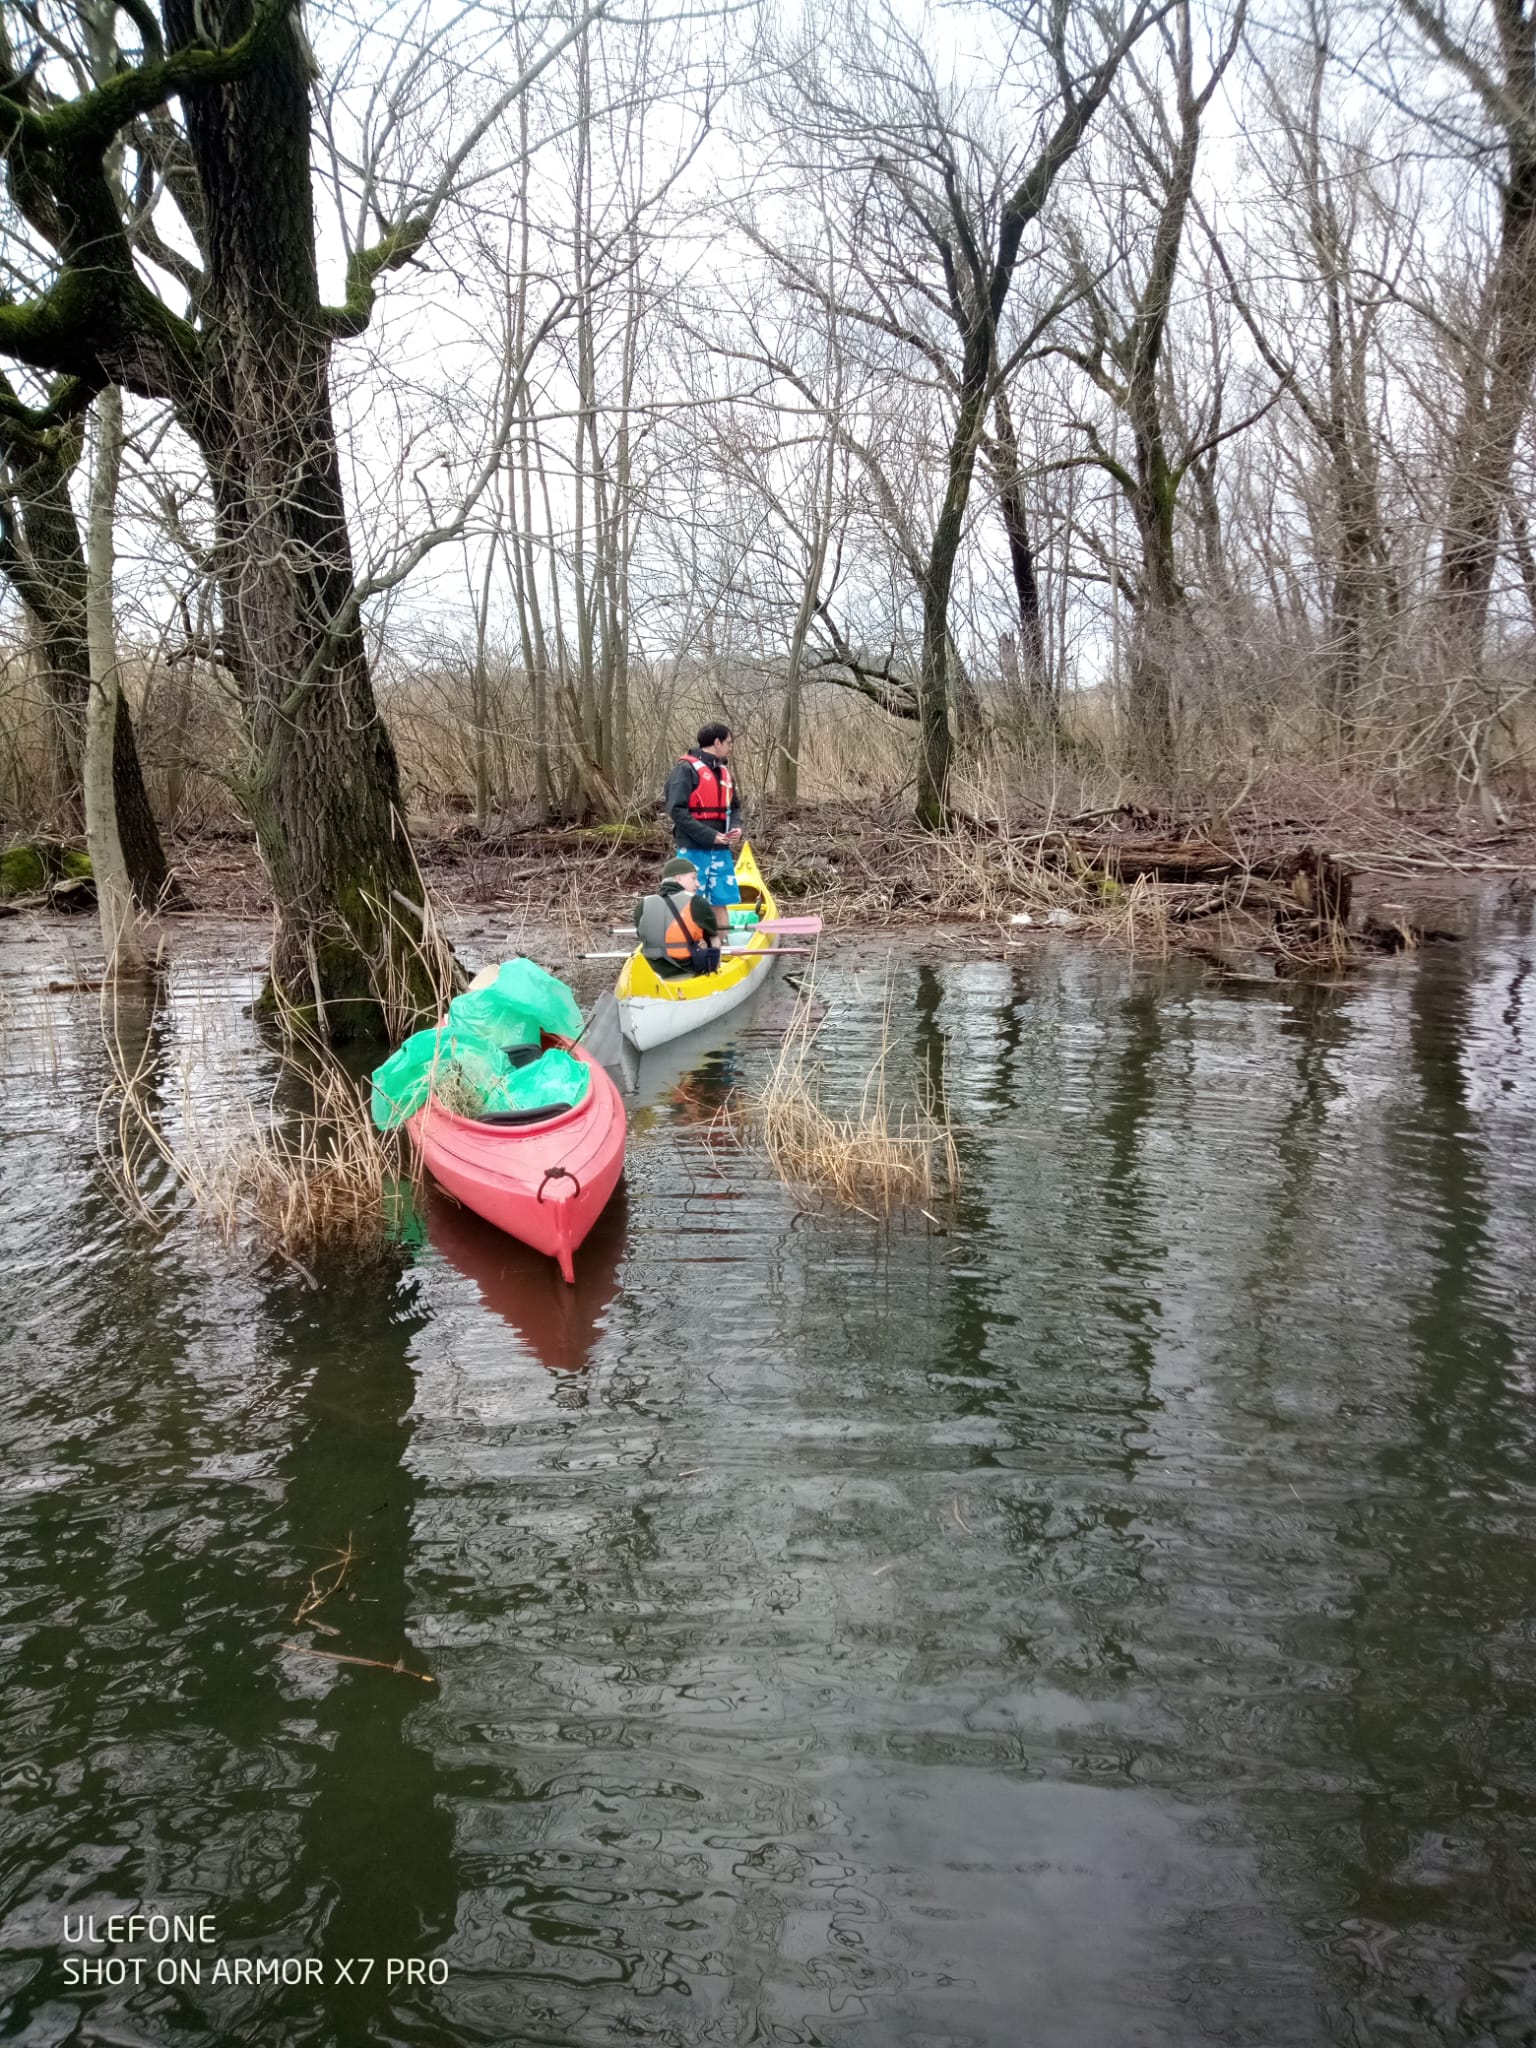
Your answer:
[618,946,777,1050]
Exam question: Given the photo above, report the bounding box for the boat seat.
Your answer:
[473,1101,574,1127]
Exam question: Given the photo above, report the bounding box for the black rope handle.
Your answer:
[537,1165,581,1203]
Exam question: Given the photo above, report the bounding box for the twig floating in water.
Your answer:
[293,1536,359,1626]
[264,1244,320,1292]
[279,1642,435,1684]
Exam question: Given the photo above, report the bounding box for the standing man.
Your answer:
[666,723,743,906]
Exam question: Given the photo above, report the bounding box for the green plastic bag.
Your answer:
[372,1026,444,1129]
[481,1047,590,1116]
[448,957,583,1046]
[445,984,542,1050]
[373,961,585,1129]
[371,1032,591,1129]
[370,1023,507,1129]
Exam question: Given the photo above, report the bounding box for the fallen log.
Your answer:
[1077,834,1352,922]
[1359,914,1462,953]
[0,875,97,915]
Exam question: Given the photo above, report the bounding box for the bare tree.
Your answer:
[762,0,1166,821]
[1214,3,1403,743]
[1398,1,1536,658]
[1054,0,1248,766]
[0,0,600,1032]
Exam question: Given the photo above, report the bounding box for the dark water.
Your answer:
[2,902,1535,2048]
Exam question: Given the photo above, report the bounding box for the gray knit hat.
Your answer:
[661,856,698,879]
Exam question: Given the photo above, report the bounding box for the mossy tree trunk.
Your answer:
[0,0,448,1037]
[168,0,435,1032]
[0,380,169,906]
[82,384,150,974]
[158,7,417,1030]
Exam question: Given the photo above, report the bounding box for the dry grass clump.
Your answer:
[102,986,412,1272]
[928,821,1116,923]
[761,789,1128,930]
[188,1060,404,1264]
[428,1058,489,1120]
[1096,869,1175,958]
[94,881,463,1269]
[742,982,960,1219]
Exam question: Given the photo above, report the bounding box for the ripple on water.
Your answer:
[1,915,1534,2045]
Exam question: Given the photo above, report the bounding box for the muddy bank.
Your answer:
[15,790,1532,994]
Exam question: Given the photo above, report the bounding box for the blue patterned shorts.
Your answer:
[681,845,741,907]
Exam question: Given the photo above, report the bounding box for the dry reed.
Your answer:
[429,1058,489,1119]
[5,615,1535,854]
[95,895,456,1266]
[1097,869,1174,960]
[739,978,960,1218]
[104,1007,410,1269]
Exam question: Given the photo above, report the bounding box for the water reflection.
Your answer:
[1,1241,455,2043]
[2,914,1534,2045]
[426,1187,627,1388]
[261,1259,458,2045]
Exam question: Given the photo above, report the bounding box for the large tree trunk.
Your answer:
[199,404,427,1033]
[1324,461,1389,745]
[917,372,988,826]
[83,384,150,975]
[0,412,171,906]
[167,0,440,1036]
[1126,459,1181,772]
[1393,0,1536,671]
[111,689,169,903]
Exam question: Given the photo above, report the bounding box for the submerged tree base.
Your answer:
[254,877,463,1046]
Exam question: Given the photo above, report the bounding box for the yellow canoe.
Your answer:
[615,841,781,1050]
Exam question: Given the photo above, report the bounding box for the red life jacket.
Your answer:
[682,751,733,831]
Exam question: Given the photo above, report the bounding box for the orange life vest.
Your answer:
[682,752,733,831]
[638,888,710,964]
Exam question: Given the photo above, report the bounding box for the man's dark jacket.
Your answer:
[666,750,743,850]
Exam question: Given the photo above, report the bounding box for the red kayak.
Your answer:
[406,1042,625,1283]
